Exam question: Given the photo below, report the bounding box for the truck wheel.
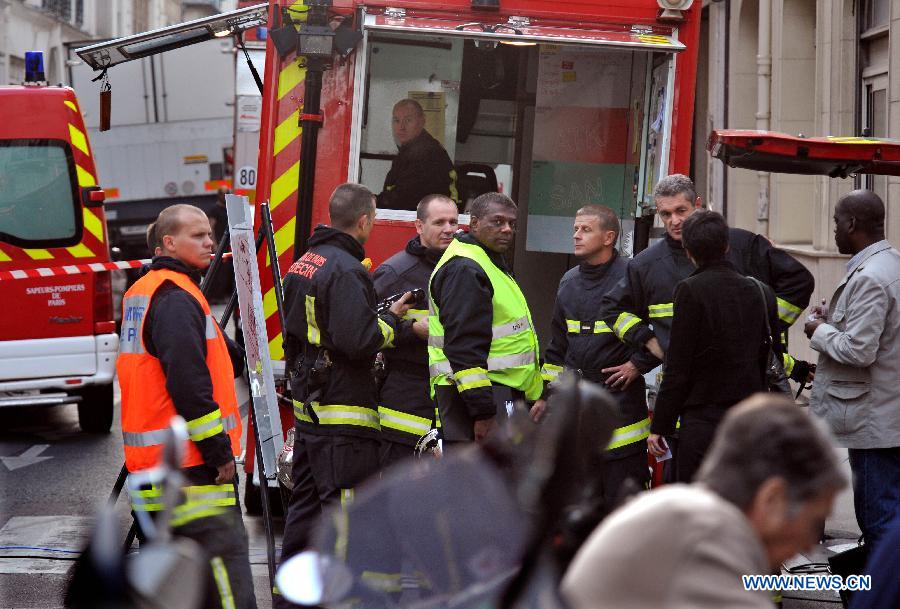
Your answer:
[76,383,115,433]
[244,478,263,516]
[243,479,286,517]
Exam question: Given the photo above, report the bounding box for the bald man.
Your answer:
[805,189,900,552]
[377,99,457,212]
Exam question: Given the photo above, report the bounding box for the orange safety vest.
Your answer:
[117,268,241,472]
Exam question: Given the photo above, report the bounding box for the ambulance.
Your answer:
[0,52,117,433]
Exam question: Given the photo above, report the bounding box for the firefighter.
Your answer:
[118,204,256,609]
[601,174,814,375]
[601,174,815,478]
[377,99,458,212]
[531,205,656,499]
[277,183,411,607]
[428,192,542,444]
[373,194,459,466]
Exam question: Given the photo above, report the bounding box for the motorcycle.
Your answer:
[276,372,625,609]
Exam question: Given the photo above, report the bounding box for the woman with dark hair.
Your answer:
[646,210,781,483]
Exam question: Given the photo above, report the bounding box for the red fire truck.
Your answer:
[76,0,700,504]
[77,0,701,358]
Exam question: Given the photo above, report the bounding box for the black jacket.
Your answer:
[601,228,814,362]
[377,130,456,212]
[650,261,780,436]
[142,257,245,470]
[373,236,441,445]
[544,252,654,457]
[282,225,400,439]
[429,232,509,420]
[545,253,658,376]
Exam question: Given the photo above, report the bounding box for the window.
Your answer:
[41,0,72,23]
[861,0,890,33]
[859,0,889,202]
[863,79,888,201]
[0,140,82,247]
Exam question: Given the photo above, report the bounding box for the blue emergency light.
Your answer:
[25,51,45,82]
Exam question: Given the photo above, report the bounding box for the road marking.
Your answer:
[1,445,52,471]
[11,426,73,442]
[0,516,91,574]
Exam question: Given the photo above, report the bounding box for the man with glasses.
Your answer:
[428,192,542,445]
[378,99,457,212]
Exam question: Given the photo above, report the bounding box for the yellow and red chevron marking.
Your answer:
[256,0,309,361]
[0,98,109,267]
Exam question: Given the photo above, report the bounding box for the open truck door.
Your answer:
[708,129,900,177]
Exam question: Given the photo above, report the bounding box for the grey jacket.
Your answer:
[562,485,772,609]
[810,241,900,449]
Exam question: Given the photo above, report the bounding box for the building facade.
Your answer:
[0,0,217,87]
[696,0,896,361]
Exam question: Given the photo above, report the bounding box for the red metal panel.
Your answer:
[255,0,702,356]
[337,0,667,23]
[668,3,700,175]
[366,14,684,49]
[709,129,900,177]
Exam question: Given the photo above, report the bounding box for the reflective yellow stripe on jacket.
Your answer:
[541,362,563,383]
[647,302,674,318]
[293,400,380,430]
[776,297,803,325]
[607,417,651,450]
[566,319,613,334]
[378,406,432,437]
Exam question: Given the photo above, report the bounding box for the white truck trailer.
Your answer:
[66,38,236,263]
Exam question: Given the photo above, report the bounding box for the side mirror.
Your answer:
[276,551,353,606]
[82,186,106,208]
[127,539,207,609]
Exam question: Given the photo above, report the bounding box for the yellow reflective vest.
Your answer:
[428,238,543,400]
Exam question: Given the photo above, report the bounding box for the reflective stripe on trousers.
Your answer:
[129,486,164,512]
[210,556,237,609]
[170,484,237,527]
[129,483,236,524]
